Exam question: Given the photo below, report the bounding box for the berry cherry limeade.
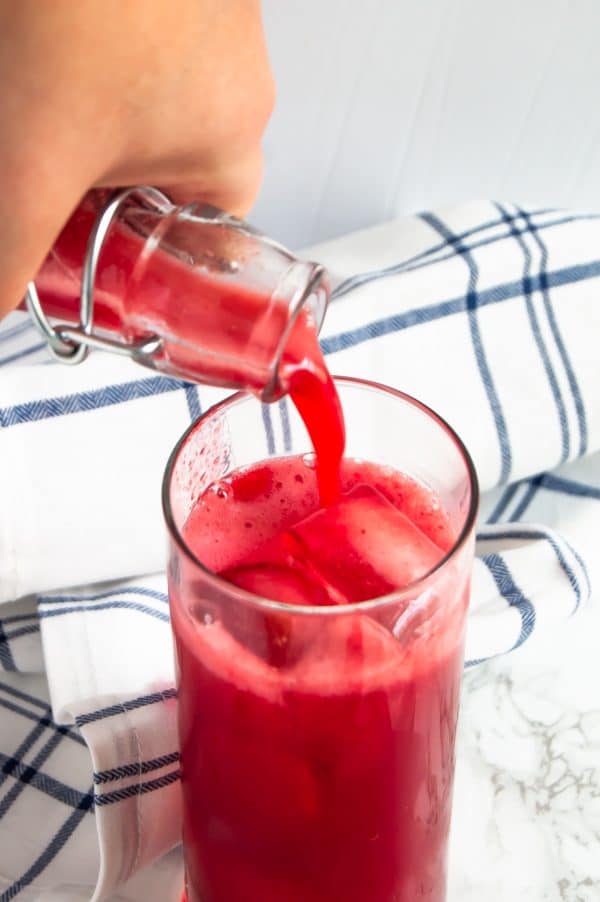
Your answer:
[171,454,468,902]
[34,190,472,899]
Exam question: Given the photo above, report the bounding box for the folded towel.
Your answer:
[0,200,597,901]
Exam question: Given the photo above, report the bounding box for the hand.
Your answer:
[0,0,275,316]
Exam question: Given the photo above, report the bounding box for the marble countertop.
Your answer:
[108,598,600,902]
[449,596,600,901]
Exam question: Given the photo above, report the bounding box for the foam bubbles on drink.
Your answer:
[208,479,232,500]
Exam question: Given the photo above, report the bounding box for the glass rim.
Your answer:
[162,376,480,616]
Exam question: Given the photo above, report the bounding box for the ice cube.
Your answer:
[287,484,443,603]
[287,611,406,698]
[222,562,330,607]
[219,561,331,667]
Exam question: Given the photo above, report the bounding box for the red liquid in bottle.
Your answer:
[33,192,325,394]
[172,457,468,902]
[33,192,344,500]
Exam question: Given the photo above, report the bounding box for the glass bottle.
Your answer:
[27,188,329,401]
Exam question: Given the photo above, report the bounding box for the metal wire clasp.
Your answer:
[25,186,172,365]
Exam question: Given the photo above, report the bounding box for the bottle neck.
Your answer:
[29,190,329,400]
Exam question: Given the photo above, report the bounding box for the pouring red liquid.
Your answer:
[31,189,344,501]
[31,191,475,900]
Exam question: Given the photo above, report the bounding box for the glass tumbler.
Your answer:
[163,377,478,902]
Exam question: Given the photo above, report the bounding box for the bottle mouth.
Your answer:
[123,194,332,401]
[262,260,330,402]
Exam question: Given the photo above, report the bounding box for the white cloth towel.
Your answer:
[0,200,598,901]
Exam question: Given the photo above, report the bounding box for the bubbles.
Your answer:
[192,603,216,627]
[207,479,232,501]
[302,452,317,469]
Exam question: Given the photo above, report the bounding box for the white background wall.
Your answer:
[253,0,600,249]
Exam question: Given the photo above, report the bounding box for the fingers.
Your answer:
[0,3,113,315]
[0,0,275,317]
[0,108,95,316]
[0,179,89,318]
[92,0,274,218]
[149,146,265,220]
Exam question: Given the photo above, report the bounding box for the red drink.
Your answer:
[171,455,468,902]
[164,369,478,902]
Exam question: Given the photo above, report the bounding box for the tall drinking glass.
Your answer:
[163,378,478,902]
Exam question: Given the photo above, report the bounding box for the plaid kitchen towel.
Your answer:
[0,201,598,900]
